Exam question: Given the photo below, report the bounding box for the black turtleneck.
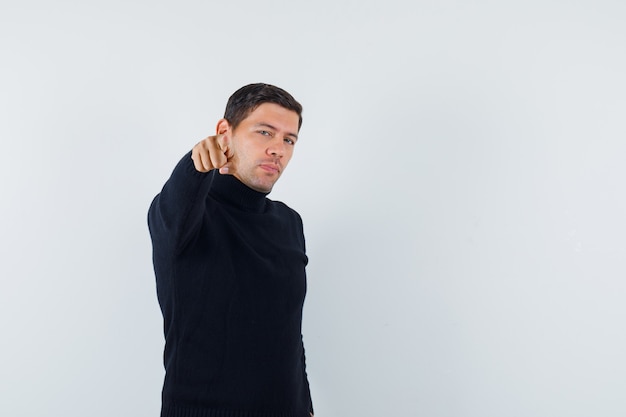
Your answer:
[148,152,313,417]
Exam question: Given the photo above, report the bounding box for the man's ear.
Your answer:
[216,118,231,136]
[216,118,233,156]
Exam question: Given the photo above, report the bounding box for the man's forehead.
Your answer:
[244,103,299,130]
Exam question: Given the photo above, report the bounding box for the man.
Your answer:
[148,83,314,417]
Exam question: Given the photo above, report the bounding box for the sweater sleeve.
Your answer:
[301,336,314,415]
[297,214,314,414]
[148,151,214,253]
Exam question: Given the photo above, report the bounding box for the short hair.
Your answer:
[224,83,303,131]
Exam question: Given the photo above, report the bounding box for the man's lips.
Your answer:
[259,163,280,173]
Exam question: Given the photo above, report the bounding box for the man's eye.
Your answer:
[258,130,271,136]
[284,138,295,145]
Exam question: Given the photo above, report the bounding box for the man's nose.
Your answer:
[267,138,285,157]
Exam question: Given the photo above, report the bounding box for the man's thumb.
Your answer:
[218,161,234,175]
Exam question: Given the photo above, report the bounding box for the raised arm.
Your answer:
[148,135,234,253]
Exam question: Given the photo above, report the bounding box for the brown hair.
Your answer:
[224,83,303,130]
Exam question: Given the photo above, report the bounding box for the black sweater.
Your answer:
[148,152,313,417]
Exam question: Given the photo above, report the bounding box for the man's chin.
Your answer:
[247,179,276,194]
[253,175,281,193]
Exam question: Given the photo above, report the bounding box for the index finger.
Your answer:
[216,134,234,159]
[206,136,228,169]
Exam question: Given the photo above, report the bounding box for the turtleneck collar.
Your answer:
[208,170,268,213]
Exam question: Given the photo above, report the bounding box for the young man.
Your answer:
[148,84,314,417]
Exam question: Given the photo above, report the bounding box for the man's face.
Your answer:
[219,102,300,193]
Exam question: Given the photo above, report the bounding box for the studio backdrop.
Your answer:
[1,1,625,416]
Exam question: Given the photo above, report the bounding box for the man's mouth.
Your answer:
[259,162,281,173]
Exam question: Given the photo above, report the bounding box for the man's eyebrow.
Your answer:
[254,123,299,140]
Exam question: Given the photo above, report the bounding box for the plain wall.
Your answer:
[1,1,625,416]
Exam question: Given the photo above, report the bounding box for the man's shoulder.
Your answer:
[267,199,303,221]
[267,198,298,213]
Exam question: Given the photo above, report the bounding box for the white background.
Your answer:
[1,1,625,416]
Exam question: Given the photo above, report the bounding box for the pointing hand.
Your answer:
[191,134,234,175]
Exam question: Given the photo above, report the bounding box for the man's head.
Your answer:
[223,83,303,131]
[216,83,303,194]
